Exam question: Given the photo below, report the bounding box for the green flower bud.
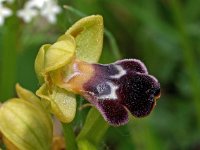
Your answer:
[0,85,53,150]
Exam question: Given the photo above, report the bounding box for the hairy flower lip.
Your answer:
[59,59,161,126]
[146,87,161,102]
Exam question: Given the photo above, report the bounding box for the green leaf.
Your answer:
[77,139,97,150]
[77,108,109,145]
[62,123,78,150]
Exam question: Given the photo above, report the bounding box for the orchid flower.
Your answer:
[35,15,160,126]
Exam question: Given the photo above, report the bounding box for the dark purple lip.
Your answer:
[65,59,161,126]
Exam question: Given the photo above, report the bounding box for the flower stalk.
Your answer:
[77,108,109,146]
[0,10,21,101]
[62,123,77,150]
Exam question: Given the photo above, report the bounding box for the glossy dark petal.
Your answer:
[97,100,128,126]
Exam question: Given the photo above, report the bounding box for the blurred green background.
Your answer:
[1,0,200,149]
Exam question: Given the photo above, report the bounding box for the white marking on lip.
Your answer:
[98,82,118,100]
[110,65,126,79]
[63,63,80,82]
[115,59,148,74]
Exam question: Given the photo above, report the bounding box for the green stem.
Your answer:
[0,27,16,101]
[104,29,122,59]
[170,0,200,125]
[0,7,21,101]
[63,5,85,18]
[77,108,109,146]
[62,123,78,150]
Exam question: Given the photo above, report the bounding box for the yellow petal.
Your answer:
[34,34,76,83]
[44,34,76,73]
[35,44,51,84]
[0,98,53,150]
[66,15,103,63]
[36,84,76,123]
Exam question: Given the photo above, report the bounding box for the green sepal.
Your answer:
[36,84,76,123]
[66,15,103,63]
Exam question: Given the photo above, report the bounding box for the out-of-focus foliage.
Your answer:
[0,0,200,149]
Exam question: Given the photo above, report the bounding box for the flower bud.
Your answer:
[0,85,53,150]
